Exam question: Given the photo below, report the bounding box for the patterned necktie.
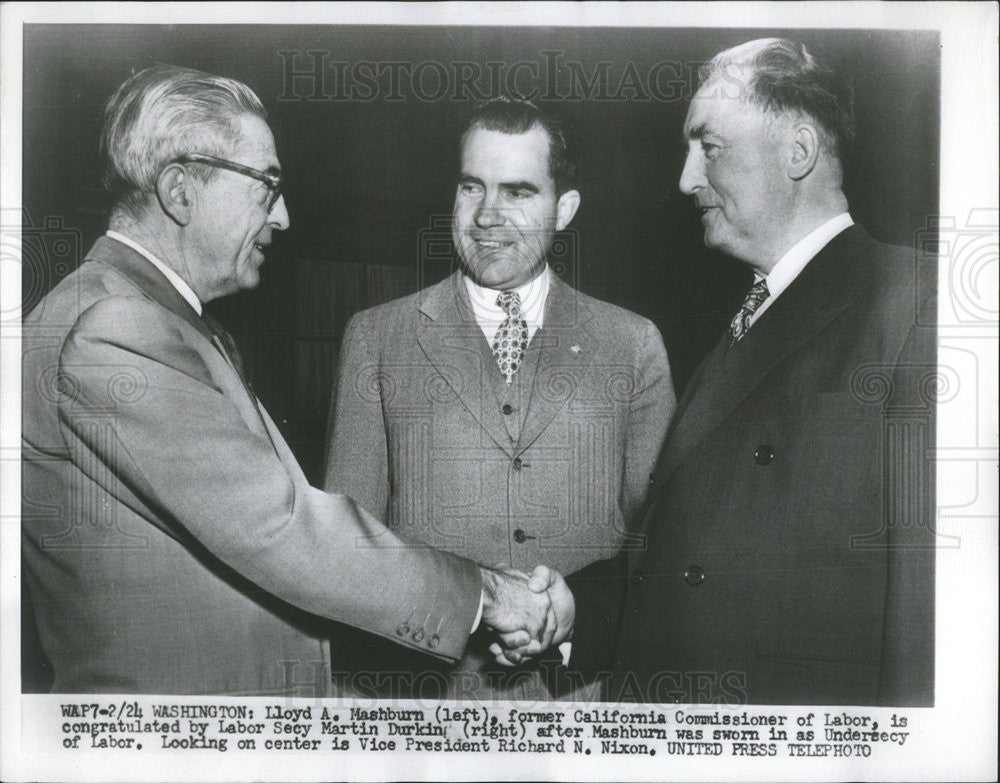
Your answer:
[728,279,771,347]
[492,290,529,385]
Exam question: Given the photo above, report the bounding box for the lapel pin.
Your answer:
[570,344,581,354]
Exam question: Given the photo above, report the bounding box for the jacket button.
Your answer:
[502,403,513,415]
[513,528,526,543]
[512,457,522,471]
[649,473,655,485]
[754,445,774,465]
[684,565,705,586]
[630,572,643,587]
[412,628,425,643]
[428,634,440,649]
[396,623,410,636]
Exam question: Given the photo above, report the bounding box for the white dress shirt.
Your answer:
[464,265,550,346]
[106,230,203,315]
[748,212,854,328]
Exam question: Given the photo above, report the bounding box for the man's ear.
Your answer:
[788,121,820,180]
[555,189,581,231]
[155,164,193,226]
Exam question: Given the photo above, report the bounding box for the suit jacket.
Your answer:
[323,269,675,699]
[21,237,481,695]
[570,226,936,706]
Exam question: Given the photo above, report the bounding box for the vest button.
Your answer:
[502,403,513,415]
[754,445,774,465]
[684,565,705,586]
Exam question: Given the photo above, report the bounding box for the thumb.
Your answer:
[527,564,553,593]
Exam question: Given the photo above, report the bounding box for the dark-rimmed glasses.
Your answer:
[171,153,282,212]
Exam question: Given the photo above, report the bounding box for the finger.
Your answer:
[499,630,531,648]
[502,648,523,665]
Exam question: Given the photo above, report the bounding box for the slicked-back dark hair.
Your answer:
[700,38,855,167]
[459,96,578,195]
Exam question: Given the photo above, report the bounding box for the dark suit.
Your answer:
[21,237,481,695]
[324,269,675,699]
[571,225,936,706]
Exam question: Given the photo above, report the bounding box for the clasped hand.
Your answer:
[479,564,573,666]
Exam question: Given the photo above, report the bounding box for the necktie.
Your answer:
[492,290,529,385]
[728,279,770,347]
[203,313,279,453]
[203,313,250,387]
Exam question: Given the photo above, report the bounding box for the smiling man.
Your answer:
[21,66,560,695]
[323,97,675,701]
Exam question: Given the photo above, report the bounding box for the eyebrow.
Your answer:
[457,174,539,194]
[683,122,709,143]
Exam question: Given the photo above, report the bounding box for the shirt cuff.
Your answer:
[559,641,572,666]
[471,590,484,633]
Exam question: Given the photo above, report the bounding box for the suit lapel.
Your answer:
[656,225,876,483]
[89,236,214,343]
[517,275,597,452]
[415,272,514,456]
[90,236,275,446]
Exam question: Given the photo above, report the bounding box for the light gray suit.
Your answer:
[21,237,482,695]
[324,269,675,699]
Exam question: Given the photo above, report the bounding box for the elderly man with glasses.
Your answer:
[21,64,572,696]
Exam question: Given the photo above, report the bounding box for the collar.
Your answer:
[105,230,203,315]
[463,265,550,341]
[750,213,854,324]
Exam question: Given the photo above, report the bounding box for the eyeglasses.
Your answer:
[171,153,282,212]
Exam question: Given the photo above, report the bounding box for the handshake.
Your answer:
[478,565,574,666]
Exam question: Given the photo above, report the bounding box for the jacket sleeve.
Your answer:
[322,310,390,519]
[877,279,936,705]
[620,319,676,528]
[563,552,630,675]
[57,297,481,662]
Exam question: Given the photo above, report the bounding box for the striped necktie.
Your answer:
[728,279,770,347]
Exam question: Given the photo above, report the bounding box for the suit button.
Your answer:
[396,623,410,636]
[513,528,526,543]
[428,634,440,649]
[649,473,655,485]
[412,628,425,643]
[684,565,705,586]
[512,457,522,471]
[502,404,513,415]
[754,445,774,465]
[630,572,644,587]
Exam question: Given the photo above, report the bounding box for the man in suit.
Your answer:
[323,97,675,700]
[502,38,936,706]
[21,65,569,695]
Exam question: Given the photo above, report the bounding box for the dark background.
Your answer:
[21,25,939,689]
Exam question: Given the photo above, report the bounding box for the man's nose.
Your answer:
[269,194,290,231]
[473,196,505,229]
[679,151,705,196]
